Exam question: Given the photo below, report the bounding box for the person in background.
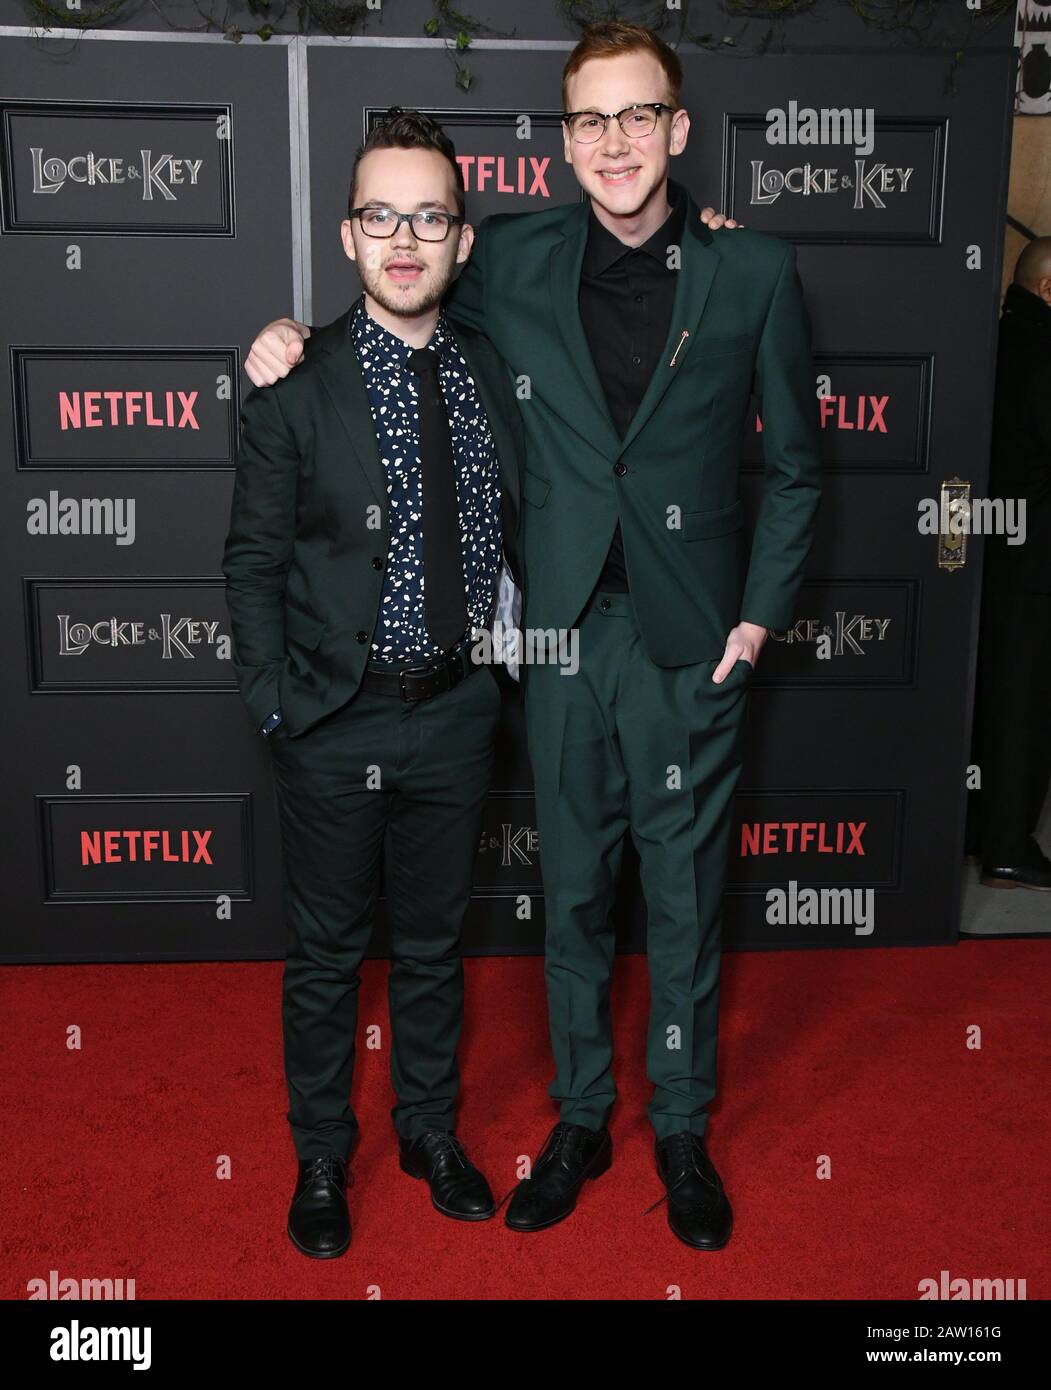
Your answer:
[967,236,1051,891]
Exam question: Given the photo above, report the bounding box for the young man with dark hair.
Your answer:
[223,108,525,1256]
[245,22,821,1252]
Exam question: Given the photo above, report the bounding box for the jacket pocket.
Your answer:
[684,332,754,361]
[680,499,744,541]
[284,603,325,650]
[522,469,551,508]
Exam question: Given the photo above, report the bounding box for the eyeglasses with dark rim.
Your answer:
[561,102,677,144]
[349,206,465,241]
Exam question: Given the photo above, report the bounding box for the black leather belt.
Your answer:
[361,640,479,701]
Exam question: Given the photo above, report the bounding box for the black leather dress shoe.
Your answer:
[399,1130,495,1220]
[504,1121,612,1232]
[287,1154,352,1259]
[980,857,1051,891]
[656,1133,733,1251]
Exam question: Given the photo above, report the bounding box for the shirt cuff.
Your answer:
[258,708,283,737]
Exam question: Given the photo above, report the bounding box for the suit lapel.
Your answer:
[454,328,520,524]
[313,308,387,508]
[548,206,623,460]
[617,190,720,454]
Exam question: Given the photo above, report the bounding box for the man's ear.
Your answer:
[341,218,357,264]
[456,221,475,266]
[562,120,573,165]
[670,108,690,158]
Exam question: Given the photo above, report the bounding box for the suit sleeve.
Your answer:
[221,385,299,729]
[444,214,491,333]
[739,244,823,630]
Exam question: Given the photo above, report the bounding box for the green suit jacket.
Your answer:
[445,178,822,664]
[222,305,525,737]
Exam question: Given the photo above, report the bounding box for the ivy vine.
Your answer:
[423,0,514,92]
[20,0,1019,91]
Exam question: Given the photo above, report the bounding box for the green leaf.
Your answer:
[424,17,439,36]
[456,65,472,90]
[455,30,471,51]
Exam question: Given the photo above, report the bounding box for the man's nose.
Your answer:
[597,117,631,157]
[391,216,418,248]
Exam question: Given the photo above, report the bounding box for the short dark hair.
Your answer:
[348,107,466,219]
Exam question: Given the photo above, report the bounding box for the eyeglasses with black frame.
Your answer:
[349,205,465,241]
[561,102,677,144]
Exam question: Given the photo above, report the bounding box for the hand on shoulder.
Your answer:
[244,318,311,387]
[699,206,742,231]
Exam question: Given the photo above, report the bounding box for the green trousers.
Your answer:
[521,590,753,1140]
[268,663,502,1158]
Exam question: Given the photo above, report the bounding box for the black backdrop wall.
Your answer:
[0,3,1017,961]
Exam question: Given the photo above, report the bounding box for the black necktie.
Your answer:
[406,346,469,653]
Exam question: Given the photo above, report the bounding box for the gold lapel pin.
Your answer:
[669,329,689,367]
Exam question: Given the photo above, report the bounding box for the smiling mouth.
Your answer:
[598,166,641,182]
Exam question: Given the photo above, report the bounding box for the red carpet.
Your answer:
[3,942,1048,1301]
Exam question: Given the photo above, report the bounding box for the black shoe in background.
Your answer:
[981,841,1051,891]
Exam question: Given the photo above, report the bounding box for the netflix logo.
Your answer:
[755,394,888,434]
[728,790,902,890]
[364,109,584,219]
[741,820,866,856]
[12,348,238,470]
[39,795,252,902]
[58,390,200,431]
[455,155,551,197]
[81,829,214,865]
[743,354,932,473]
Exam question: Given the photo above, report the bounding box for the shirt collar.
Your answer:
[582,180,687,277]
[349,294,458,371]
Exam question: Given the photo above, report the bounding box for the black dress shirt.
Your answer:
[578,184,686,592]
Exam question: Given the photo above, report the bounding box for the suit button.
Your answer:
[356,631,368,643]
[600,598,611,612]
[613,462,627,477]
[371,557,383,570]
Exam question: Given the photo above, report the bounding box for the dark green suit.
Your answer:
[445,181,822,1138]
[222,306,525,1155]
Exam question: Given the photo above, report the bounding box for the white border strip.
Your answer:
[288,35,311,325]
